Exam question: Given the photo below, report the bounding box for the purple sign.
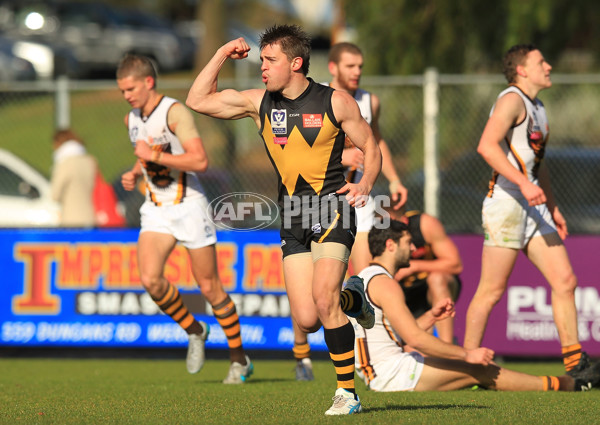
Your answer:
[452,235,600,356]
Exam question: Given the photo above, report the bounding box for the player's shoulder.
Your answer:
[332,89,359,107]
[493,89,526,118]
[368,271,398,290]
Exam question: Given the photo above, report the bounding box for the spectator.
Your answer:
[50,129,96,227]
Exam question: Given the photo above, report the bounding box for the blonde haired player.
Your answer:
[117,54,252,384]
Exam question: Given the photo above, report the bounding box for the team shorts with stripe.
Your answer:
[355,195,376,233]
[280,194,356,259]
[482,196,557,249]
[139,196,217,249]
[360,351,425,392]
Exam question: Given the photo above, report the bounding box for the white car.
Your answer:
[0,149,60,227]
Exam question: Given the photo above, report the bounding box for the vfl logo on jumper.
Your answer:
[271,109,287,135]
[303,114,323,128]
[208,192,279,231]
[129,126,140,147]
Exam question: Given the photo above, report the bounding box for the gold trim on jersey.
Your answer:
[262,112,339,197]
[383,312,403,347]
[356,337,376,384]
[487,136,527,197]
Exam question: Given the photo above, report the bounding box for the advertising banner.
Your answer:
[0,228,325,351]
[2,229,599,355]
[453,235,600,356]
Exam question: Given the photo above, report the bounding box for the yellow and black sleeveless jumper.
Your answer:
[258,78,347,223]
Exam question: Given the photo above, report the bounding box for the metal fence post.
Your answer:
[55,75,70,130]
[423,67,440,217]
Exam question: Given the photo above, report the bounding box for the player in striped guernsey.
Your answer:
[463,44,591,379]
[117,54,252,384]
[352,219,599,393]
[186,24,382,415]
[291,42,409,381]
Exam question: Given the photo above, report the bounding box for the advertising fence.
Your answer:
[2,229,599,356]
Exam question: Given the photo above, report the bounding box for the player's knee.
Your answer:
[140,274,165,298]
[314,297,337,321]
[474,283,505,306]
[553,271,578,295]
[295,314,320,333]
[195,277,223,303]
[427,273,452,294]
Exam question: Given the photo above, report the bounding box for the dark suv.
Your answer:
[402,146,600,234]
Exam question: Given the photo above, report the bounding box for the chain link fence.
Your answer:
[1,72,599,233]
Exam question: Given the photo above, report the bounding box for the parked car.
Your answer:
[0,36,37,81]
[403,146,600,234]
[0,33,79,80]
[0,149,60,227]
[0,1,185,78]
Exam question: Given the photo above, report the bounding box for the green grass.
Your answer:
[0,357,598,424]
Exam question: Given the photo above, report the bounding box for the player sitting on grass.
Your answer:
[352,219,600,392]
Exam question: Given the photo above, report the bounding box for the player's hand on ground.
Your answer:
[222,38,250,60]
[341,147,364,168]
[520,180,546,206]
[431,298,456,321]
[337,183,369,208]
[551,206,568,239]
[121,171,139,191]
[465,347,495,366]
[389,179,408,209]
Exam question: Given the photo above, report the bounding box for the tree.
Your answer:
[343,0,599,74]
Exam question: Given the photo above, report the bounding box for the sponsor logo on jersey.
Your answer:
[303,114,323,128]
[273,137,288,145]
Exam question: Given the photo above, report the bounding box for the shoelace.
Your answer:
[331,395,347,408]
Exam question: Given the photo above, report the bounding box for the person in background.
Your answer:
[291,41,409,382]
[117,54,252,384]
[50,128,96,227]
[463,44,591,379]
[353,219,600,393]
[388,207,462,345]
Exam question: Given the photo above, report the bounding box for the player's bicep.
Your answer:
[479,93,523,148]
[370,276,418,335]
[168,103,201,141]
[203,88,261,120]
[332,92,372,151]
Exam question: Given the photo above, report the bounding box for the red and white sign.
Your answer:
[303,114,323,128]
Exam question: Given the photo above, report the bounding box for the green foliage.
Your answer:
[0,358,599,424]
[344,0,600,74]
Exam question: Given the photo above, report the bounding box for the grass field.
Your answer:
[1,356,599,424]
